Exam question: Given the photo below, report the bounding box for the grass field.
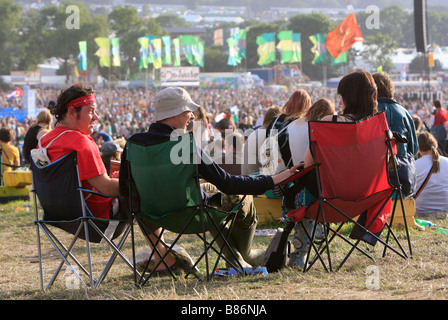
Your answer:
[1,199,447,302]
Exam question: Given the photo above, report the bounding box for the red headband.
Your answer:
[66,94,96,109]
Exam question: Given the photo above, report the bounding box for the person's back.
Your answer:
[377,98,418,157]
[416,154,448,214]
[433,100,448,127]
[415,132,448,216]
[0,127,20,173]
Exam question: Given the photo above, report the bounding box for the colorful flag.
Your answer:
[227,37,238,66]
[331,52,347,65]
[277,30,293,64]
[111,37,120,67]
[7,87,23,99]
[138,36,149,69]
[151,38,162,69]
[196,41,204,67]
[256,32,276,66]
[179,35,202,66]
[326,12,363,59]
[145,35,156,65]
[77,41,87,71]
[237,29,247,62]
[162,36,172,65]
[213,29,224,46]
[309,33,327,64]
[94,37,111,67]
[291,33,302,63]
[173,38,181,67]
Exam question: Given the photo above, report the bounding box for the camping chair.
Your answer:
[30,151,136,291]
[125,133,248,286]
[287,112,412,272]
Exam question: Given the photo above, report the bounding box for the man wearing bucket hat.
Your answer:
[119,87,300,272]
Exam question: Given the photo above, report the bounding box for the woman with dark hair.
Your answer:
[286,69,380,268]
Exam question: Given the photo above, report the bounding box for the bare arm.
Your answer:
[87,173,119,195]
[271,164,303,185]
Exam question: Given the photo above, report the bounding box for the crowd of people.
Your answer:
[1,69,448,271]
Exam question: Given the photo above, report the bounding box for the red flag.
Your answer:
[326,12,363,58]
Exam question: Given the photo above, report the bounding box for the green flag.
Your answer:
[256,32,276,66]
[151,38,162,69]
[77,41,87,71]
[145,35,156,64]
[277,30,293,64]
[227,37,238,66]
[331,52,347,66]
[173,38,181,67]
[237,29,246,62]
[180,35,202,66]
[292,33,302,63]
[309,33,327,64]
[162,36,172,65]
[94,37,110,68]
[111,37,120,67]
[196,41,204,67]
[179,35,195,65]
[138,36,149,69]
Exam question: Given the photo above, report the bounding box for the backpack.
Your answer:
[259,116,293,175]
[31,130,73,167]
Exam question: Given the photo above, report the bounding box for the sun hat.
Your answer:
[101,141,123,156]
[154,87,200,121]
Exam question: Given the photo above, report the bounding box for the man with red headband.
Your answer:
[39,83,119,219]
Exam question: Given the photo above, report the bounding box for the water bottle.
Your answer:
[415,219,437,228]
[436,227,448,235]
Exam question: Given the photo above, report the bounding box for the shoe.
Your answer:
[133,246,199,275]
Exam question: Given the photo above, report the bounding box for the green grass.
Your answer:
[1,200,448,301]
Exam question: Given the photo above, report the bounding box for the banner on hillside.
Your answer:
[10,71,41,85]
[160,67,200,87]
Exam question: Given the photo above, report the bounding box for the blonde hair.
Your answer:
[35,109,53,127]
[307,98,335,121]
[418,132,440,173]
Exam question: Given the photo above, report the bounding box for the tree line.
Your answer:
[1,0,446,83]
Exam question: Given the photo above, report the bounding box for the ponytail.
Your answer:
[418,132,440,173]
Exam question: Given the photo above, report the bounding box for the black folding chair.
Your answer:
[30,151,137,290]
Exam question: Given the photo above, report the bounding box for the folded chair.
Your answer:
[287,112,412,272]
[30,151,136,291]
[125,133,247,286]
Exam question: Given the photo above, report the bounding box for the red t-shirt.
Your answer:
[40,126,111,219]
[433,109,448,127]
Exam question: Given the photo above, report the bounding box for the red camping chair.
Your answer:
[287,112,412,272]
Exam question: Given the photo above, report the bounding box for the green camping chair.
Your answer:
[126,133,247,285]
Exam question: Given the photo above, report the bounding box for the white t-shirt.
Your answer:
[415,154,448,214]
[288,118,309,165]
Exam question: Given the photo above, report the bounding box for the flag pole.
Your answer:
[323,62,327,96]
